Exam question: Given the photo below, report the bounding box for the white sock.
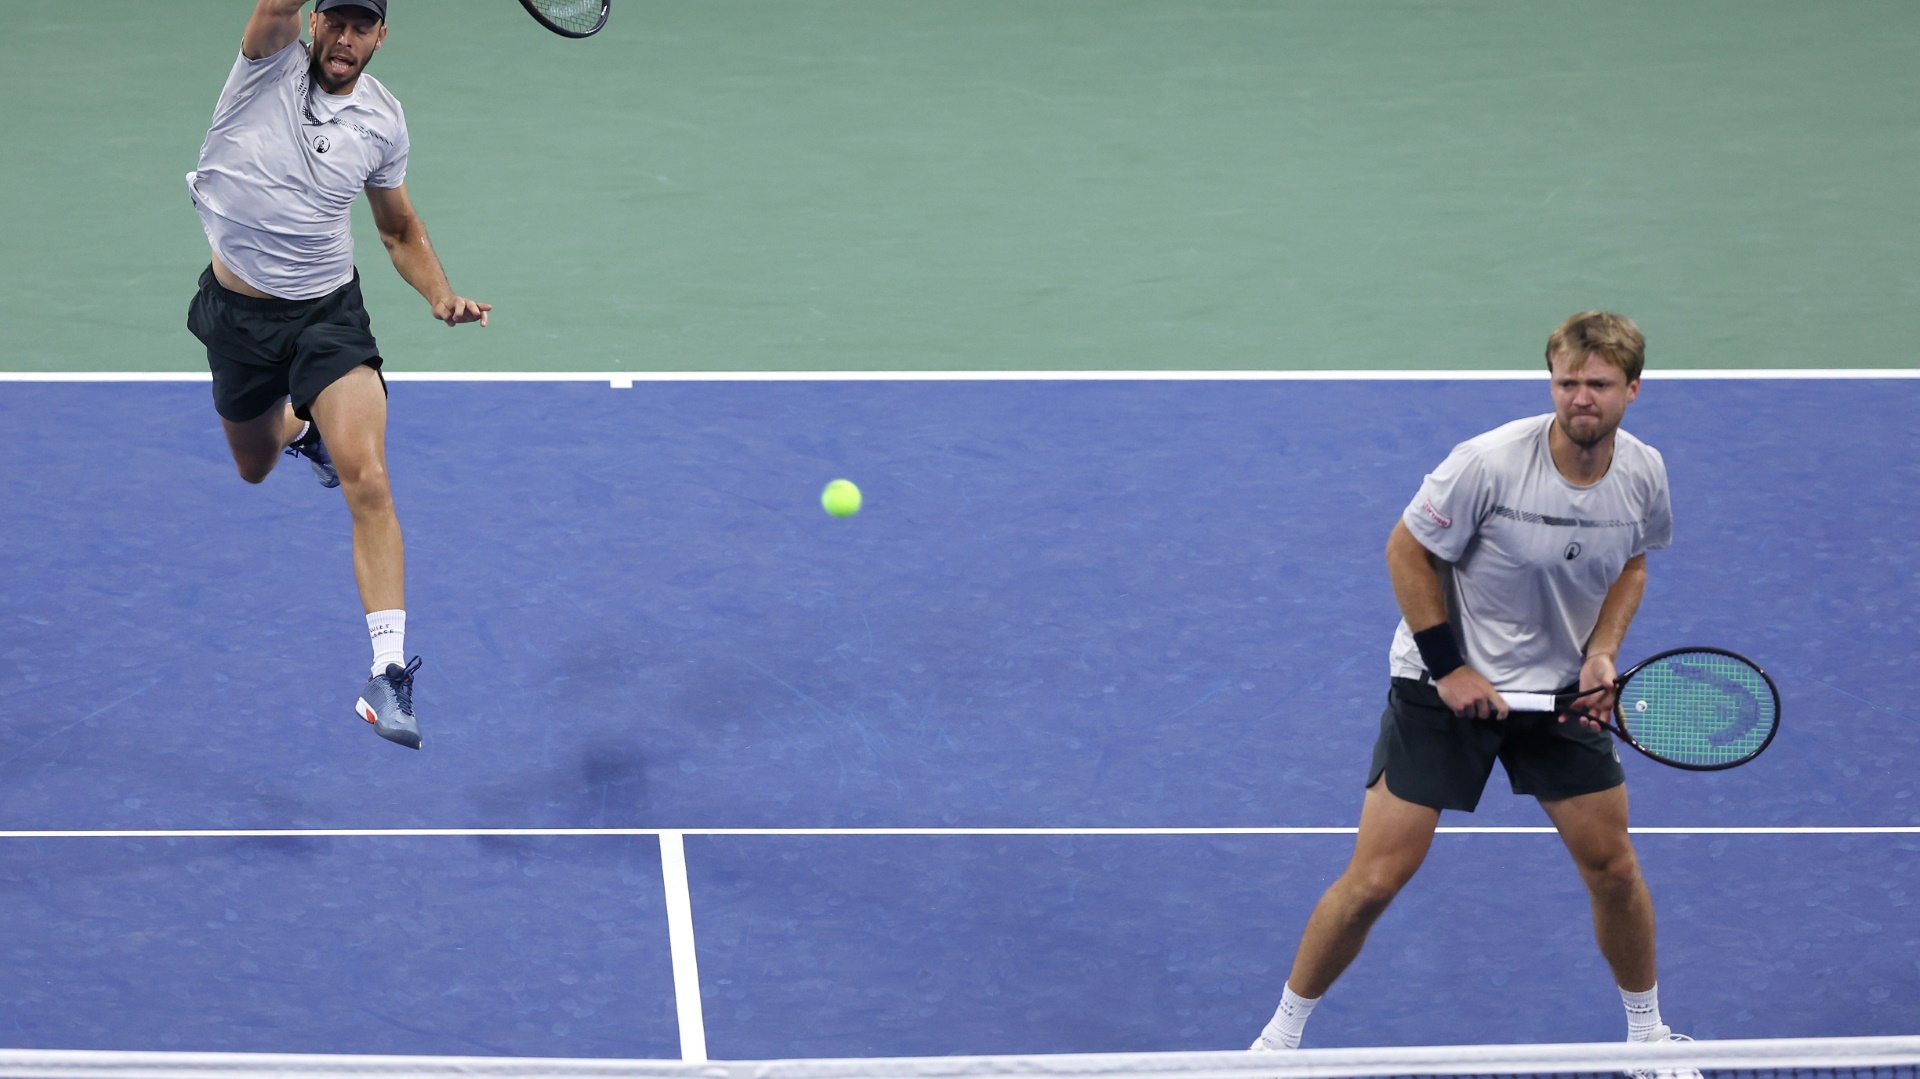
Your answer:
[290,420,312,446]
[1254,985,1319,1050]
[367,609,406,675]
[1621,983,1663,1041]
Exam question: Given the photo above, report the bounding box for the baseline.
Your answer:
[2,827,1914,839]
[3,369,1919,385]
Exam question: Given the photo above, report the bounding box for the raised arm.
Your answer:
[1386,519,1509,720]
[365,183,491,327]
[242,0,308,60]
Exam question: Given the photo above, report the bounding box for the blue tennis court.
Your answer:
[2,376,1915,1057]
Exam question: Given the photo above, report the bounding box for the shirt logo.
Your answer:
[1564,542,1582,560]
[1421,499,1452,529]
[312,135,331,154]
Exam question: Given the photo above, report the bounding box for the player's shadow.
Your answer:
[465,738,651,829]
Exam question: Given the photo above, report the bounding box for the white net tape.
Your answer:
[1,1038,1918,1079]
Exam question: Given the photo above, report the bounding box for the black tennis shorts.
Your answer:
[187,266,386,423]
[1368,677,1625,812]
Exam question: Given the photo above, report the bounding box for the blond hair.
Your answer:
[1545,311,1645,383]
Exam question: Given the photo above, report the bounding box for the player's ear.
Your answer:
[1625,378,1640,403]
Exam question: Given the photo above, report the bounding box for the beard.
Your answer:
[310,51,368,94]
[1556,413,1617,450]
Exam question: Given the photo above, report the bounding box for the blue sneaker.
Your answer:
[285,426,340,488]
[356,657,422,749]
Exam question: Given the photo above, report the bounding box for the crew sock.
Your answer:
[367,609,406,676]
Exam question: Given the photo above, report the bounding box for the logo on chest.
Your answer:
[1564,542,1582,561]
[311,134,331,154]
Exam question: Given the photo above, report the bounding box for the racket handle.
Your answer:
[1502,692,1560,712]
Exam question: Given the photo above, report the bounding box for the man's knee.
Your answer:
[1578,847,1643,897]
[338,463,392,513]
[231,452,275,484]
[1341,857,1419,916]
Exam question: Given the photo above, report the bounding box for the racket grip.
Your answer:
[1502,692,1559,712]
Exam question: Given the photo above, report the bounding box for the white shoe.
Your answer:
[1628,1025,1703,1079]
[1249,1033,1296,1051]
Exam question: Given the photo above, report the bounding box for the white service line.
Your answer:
[657,832,708,1064]
[0,826,1915,839]
[4,369,1919,384]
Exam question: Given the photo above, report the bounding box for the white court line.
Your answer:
[657,832,708,1063]
[3,1036,1920,1079]
[0,826,1914,839]
[2,368,1918,384]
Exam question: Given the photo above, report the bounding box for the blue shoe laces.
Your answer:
[387,656,422,716]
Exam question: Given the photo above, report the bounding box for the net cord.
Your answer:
[2,1038,1918,1079]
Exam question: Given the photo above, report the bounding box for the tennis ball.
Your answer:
[821,478,862,517]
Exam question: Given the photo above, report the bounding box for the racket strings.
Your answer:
[1619,652,1778,767]
[526,0,606,34]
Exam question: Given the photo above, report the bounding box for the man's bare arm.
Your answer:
[1386,520,1448,631]
[1569,552,1648,729]
[365,183,491,327]
[1386,520,1508,720]
[242,0,307,60]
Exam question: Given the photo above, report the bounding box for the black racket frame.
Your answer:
[1557,646,1783,771]
[519,0,610,38]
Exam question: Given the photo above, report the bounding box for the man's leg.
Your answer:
[307,365,402,614]
[1540,785,1654,992]
[1289,780,1441,996]
[1540,782,1696,1059]
[221,399,304,484]
[308,364,420,748]
[1254,779,1439,1049]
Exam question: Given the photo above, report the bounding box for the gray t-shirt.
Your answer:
[186,40,409,299]
[1388,414,1673,691]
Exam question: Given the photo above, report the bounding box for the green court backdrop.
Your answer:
[3,1,1915,373]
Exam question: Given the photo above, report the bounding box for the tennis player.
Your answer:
[185,0,489,749]
[1252,313,1694,1054]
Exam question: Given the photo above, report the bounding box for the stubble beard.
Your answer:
[1556,413,1616,451]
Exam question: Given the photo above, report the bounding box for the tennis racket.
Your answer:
[1502,647,1780,770]
[520,0,610,38]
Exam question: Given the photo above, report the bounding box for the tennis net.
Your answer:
[1,1037,1918,1079]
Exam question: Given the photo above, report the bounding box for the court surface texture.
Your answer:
[2,375,1916,1057]
[4,0,1918,1064]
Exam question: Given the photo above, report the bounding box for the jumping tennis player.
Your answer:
[1252,313,1694,1053]
[186,0,489,749]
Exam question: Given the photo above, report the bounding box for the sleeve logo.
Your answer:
[1420,499,1452,528]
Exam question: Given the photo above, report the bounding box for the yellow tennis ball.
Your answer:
[821,478,862,517]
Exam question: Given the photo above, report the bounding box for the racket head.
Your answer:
[519,0,610,38]
[1611,647,1780,770]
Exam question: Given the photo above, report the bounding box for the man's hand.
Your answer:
[1435,666,1509,720]
[366,185,487,327]
[431,295,491,327]
[1565,652,1619,732]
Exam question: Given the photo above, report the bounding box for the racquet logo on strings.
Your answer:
[1502,647,1780,771]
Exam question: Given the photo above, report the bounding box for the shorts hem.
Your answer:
[290,355,386,422]
[1516,774,1627,804]
[1368,764,1483,813]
